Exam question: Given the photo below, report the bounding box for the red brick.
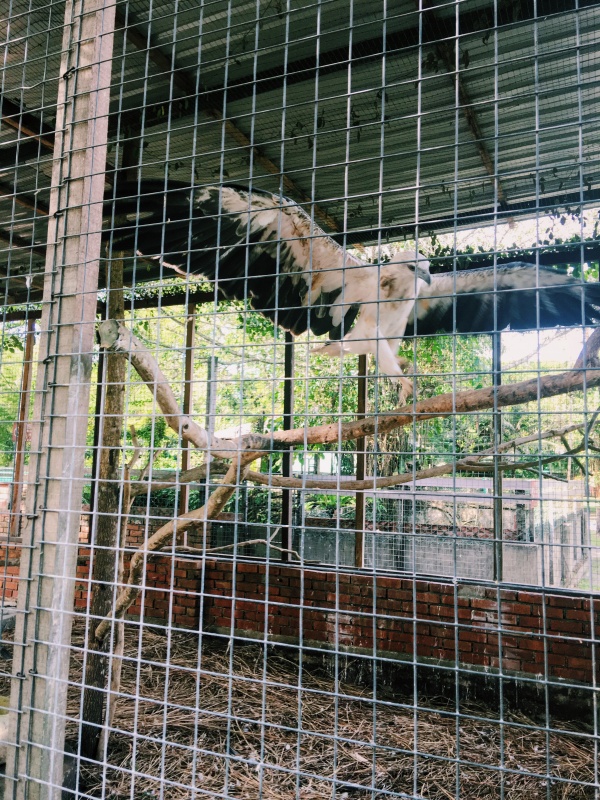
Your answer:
[386,589,411,602]
[429,605,456,619]
[548,596,583,609]
[506,603,533,616]
[543,605,564,619]
[551,667,588,682]
[566,609,594,622]
[471,598,499,611]
[458,630,488,644]
[517,616,544,630]
[237,563,258,574]
[567,656,593,670]
[547,619,583,634]
[515,637,544,652]
[518,591,544,604]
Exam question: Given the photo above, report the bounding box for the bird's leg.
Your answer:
[395,355,413,374]
[385,338,413,375]
[395,375,414,405]
[373,338,414,403]
[313,332,414,402]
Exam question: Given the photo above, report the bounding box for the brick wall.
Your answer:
[73,551,203,629]
[202,560,598,685]
[1,513,597,686]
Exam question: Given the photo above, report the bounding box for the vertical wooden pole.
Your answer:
[9,319,35,538]
[354,354,368,568]
[280,332,295,561]
[87,348,105,536]
[81,255,125,760]
[7,2,116,796]
[178,306,196,517]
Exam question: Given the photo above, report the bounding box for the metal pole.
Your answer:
[7,3,116,798]
[9,319,36,538]
[178,306,196,517]
[280,332,295,561]
[202,355,218,546]
[354,354,368,568]
[493,332,503,581]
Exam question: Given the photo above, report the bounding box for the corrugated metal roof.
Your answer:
[1,0,599,306]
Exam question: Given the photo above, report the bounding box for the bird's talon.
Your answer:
[396,355,413,375]
[396,377,414,405]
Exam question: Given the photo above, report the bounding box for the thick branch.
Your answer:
[99,320,600,459]
[245,422,591,491]
[129,460,230,497]
[272,366,600,448]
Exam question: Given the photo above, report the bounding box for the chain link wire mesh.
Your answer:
[1,0,600,798]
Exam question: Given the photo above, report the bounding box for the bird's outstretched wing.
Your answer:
[107,181,367,339]
[406,262,600,335]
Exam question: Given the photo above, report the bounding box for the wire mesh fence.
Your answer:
[1,0,600,798]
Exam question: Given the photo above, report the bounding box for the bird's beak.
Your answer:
[415,266,431,285]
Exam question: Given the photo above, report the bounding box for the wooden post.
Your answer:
[280,332,295,560]
[178,306,196,517]
[9,319,35,538]
[201,355,218,546]
[87,348,105,536]
[354,354,368,568]
[7,3,116,796]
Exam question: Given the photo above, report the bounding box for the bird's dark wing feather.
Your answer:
[107,182,362,339]
[406,262,600,335]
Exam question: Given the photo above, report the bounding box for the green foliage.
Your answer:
[305,493,355,519]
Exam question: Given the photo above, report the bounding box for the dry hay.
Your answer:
[61,620,596,800]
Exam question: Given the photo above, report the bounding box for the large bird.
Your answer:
[108,182,600,399]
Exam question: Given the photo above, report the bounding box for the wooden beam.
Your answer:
[0,97,55,152]
[0,181,49,216]
[7,1,117,795]
[178,305,196,517]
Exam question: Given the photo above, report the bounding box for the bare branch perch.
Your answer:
[99,319,600,459]
[94,456,254,643]
[245,422,592,491]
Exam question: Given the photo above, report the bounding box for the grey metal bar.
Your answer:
[354,354,367,569]
[280,331,295,561]
[492,331,503,582]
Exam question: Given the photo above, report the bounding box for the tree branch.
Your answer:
[98,319,270,457]
[243,422,593,491]
[94,455,254,643]
[98,319,600,458]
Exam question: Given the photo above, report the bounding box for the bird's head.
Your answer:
[379,251,431,300]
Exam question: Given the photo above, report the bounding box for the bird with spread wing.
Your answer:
[108,182,600,400]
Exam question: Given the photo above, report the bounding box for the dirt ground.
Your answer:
[53,621,596,800]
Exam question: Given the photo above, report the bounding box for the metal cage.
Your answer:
[1,1,599,798]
